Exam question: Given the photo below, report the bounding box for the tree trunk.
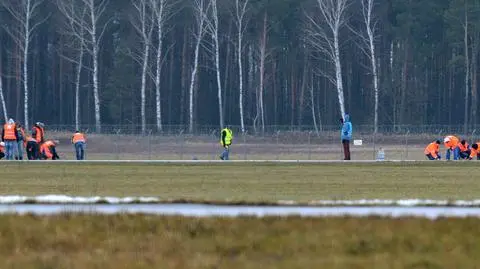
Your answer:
[75,42,84,131]
[333,31,345,117]
[258,12,267,133]
[464,6,469,135]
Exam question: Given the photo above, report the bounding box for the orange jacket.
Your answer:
[424,142,440,158]
[444,135,459,149]
[40,140,56,159]
[0,145,4,153]
[458,141,469,152]
[32,126,44,143]
[72,132,86,144]
[3,123,17,141]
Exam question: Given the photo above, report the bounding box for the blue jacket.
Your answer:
[341,114,352,141]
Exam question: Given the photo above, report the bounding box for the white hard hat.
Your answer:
[444,137,451,143]
[0,142,5,146]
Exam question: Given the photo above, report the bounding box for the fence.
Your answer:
[46,125,479,161]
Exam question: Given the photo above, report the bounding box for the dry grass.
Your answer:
[0,214,479,269]
[0,162,479,202]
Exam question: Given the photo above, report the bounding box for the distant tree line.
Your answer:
[0,0,477,133]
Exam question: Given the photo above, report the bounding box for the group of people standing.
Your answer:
[425,135,480,160]
[0,119,87,160]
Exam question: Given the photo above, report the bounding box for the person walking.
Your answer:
[219,127,233,160]
[2,119,18,160]
[15,122,25,160]
[71,130,86,160]
[341,113,353,160]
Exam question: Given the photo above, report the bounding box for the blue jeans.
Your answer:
[75,142,85,160]
[220,146,230,160]
[446,147,460,160]
[15,141,23,160]
[5,140,16,160]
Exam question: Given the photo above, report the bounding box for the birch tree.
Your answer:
[233,0,249,134]
[205,0,224,129]
[131,0,155,135]
[57,0,86,131]
[150,0,176,132]
[188,0,208,133]
[59,0,109,132]
[0,70,7,122]
[307,0,349,117]
[3,0,46,129]
[356,0,379,134]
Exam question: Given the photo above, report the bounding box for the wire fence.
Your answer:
[44,124,480,161]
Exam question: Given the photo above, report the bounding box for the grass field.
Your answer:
[0,214,478,269]
[0,162,478,202]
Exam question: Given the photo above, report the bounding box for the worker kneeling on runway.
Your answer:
[444,135,460,160]
[468,143,480,160]
[40,140,60,160]
[458,139,471,159]
[425,140,441,160]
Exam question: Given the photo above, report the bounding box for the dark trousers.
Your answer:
[426,154,436,160]
[26,141,38,160]
[459,150,470,159]
[342,139,351,160]
[0,152,4,160]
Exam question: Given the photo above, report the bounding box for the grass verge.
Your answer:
[0,214,479,269]
[0,162,478,202]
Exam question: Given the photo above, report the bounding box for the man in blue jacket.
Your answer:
[341,113,352,160]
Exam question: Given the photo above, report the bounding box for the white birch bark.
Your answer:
[0,72,7,122]
[75,42,84,131]
[205,0,224,129]
[307,0,349,118]
[132,0,155,135]
[3,0,45,129]
[189,0,208,133]
[234,0,249,134]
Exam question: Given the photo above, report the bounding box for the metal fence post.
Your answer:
[115,129,121,160]
[243,131,247,160]
[276,131,280,160]
[404,130,410,161]
[148,130,152,160]
[179,130,184,160]
[308,131,312,160]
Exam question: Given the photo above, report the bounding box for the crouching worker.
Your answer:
[458,140,471,159]
[425,140,441,160]
[40,140,60,160]
[25,136,38,160]
[444,135,460,160]
[0,142,5,160]
[468,143,480,160]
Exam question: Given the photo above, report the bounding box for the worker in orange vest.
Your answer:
[468,143,480,160]
[457,139,470,159]
[424,140,441,160]
[32,122,45,159]
[15,122,25,160]
[40,140,59,160]
[2,118,18,160]
[71,130,86,160]
[443,135,460,160]
[25,135,38,160]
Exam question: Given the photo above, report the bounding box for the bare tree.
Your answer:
[464,3,470,135]
[254,12,268,133]
[233,0,249,134]
[3,0,46,129]
[131,0,155,135]
[307,0,350,117]
[57,0,86,131]
[150,0,177,132]
[188,0,208,133]
[0,70,7,122]
[204,0,224,129]
[58,0,109,132]
[355,0,379,134]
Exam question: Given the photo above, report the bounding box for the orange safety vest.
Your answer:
[424,142,439,158]
[444,135,459,149]
[40,140,55,159]
[72,133,86,144]
[3,123,16,140]
[458,142,469,152]
[33,126,44,143]
[0,145,4,153]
